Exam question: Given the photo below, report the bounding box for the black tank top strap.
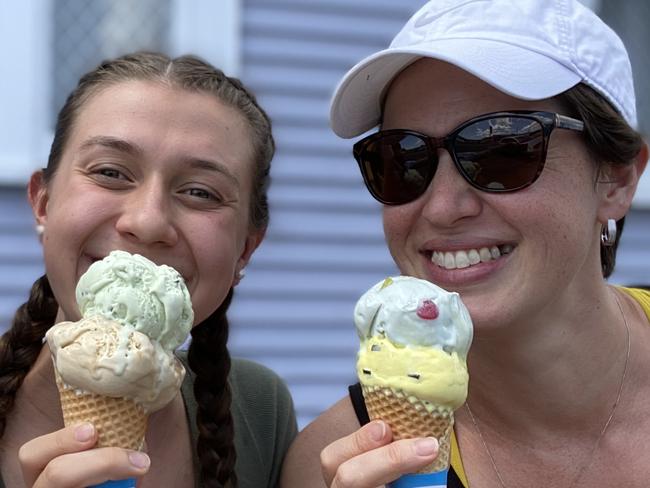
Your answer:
[348,382,370,425]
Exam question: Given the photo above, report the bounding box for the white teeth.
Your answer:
[455,250,470,268]
[444,252,455,269]
[431,245,513,270]
[479,248,492,262]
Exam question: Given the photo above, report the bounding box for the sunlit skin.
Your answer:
[0,80,265,488]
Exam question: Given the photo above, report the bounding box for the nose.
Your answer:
[115,182,179,246]
[418,150,482,226]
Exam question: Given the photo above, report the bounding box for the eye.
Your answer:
[185,188,213,200]
[88,164,132,187]
[179,185,224,207]
[94,166,129,180]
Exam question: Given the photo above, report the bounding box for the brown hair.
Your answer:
[0,52,274,487]
[558,83,645,278]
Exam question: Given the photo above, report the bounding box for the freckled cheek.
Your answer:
[382,208,416,265]
[383,205,416,236]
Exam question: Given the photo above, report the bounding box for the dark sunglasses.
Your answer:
[353,110,584,205]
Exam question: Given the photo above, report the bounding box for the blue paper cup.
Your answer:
[387,470,448,488]
[89,478,137,488]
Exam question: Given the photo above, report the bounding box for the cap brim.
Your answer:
[330,38,582,138]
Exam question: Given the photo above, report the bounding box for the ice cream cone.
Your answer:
[361,384,453,473]
[56,373,147,450]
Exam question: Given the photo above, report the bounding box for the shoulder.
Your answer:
[294,395,360,450]
[280,396,360,487]
[229,358,298,487]
[228,357,297,437]
[230,357,284,383]
[620,287,650,322]
[229,358,293,404]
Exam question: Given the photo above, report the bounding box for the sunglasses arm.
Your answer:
[556,113,584,132]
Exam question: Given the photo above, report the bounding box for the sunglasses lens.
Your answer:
[357,132,435,204]
[455,116,545,191]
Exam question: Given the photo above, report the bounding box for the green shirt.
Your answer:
[178,351,298,488]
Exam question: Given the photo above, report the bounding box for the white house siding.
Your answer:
[228,0,423,427]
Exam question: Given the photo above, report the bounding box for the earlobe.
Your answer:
[28,170,49,225]
[232,227,266,287]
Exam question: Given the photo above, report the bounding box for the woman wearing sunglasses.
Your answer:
[281,0,649,487]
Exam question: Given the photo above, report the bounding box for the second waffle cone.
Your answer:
[361,384,453,473]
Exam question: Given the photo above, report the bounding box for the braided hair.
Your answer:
[188,290,236,487]
[0,52,273,487]
[0,276,57,437]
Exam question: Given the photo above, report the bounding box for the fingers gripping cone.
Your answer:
[362,385,453,472]
[56,373,147,450]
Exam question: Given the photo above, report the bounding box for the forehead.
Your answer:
[68,80,255,170]
[383,58,563,131]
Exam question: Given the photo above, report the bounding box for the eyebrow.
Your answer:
[79,136,239,186]
[80,136,143,157]
[183,158,240,187]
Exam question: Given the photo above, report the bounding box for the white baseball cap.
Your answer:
[330,0,637,138]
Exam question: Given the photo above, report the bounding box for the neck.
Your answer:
[464,284,632,440]
[15,345,61,421]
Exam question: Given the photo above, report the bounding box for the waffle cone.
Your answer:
[361,384,453,473]
[55,373,147,450]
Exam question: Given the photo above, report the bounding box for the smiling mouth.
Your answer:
[430,244,514,270]
[86,253,192,284]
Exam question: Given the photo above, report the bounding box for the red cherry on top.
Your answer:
[416,299,439,320]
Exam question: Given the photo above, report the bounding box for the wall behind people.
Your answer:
[0,0,648,429]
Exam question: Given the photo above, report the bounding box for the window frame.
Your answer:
[0,0,240,185]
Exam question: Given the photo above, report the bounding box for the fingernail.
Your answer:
[369,420,386,441]
[129,451,150,469]
[414,437,439,456]
[74,423,95,442]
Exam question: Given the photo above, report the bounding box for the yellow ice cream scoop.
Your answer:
[354,276,473,474]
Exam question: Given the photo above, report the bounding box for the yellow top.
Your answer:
[620,287,650,321]
[450,429,469,487]
[450,287,650,487]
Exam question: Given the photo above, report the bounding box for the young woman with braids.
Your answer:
[0,52,297,488]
